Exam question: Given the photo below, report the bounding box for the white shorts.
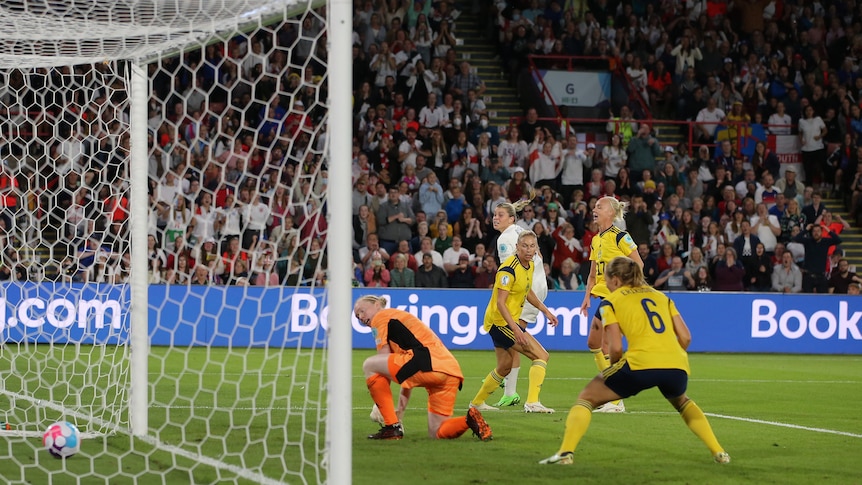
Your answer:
[518,284,548,325]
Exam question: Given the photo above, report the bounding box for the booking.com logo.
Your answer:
[0,297,122,330]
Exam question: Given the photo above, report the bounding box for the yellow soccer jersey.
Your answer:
[590,225,638,298]
[599,285,690,374]
[483,254,532,331]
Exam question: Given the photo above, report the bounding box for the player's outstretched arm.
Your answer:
[580,262,598,315]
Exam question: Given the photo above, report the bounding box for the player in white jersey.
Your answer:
[483,191,551,410]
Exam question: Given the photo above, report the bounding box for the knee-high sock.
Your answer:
[471,369,504,406]
[436,417,469,439]
[679,400,724,454]
[590,348,609,372]
[366,374,397,426]
[559,400,594,454]
[503,366,520,396]
[526,359,547,403]
[590,350,622,406]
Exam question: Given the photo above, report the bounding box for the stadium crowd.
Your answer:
[1,0,862,295]
[349,0,862,295]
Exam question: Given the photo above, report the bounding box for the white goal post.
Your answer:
[0,1,352,483]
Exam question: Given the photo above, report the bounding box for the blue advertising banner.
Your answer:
[1,284,860,354]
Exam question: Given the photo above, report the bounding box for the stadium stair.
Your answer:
[823,196,862,270]
[455,10,521,131]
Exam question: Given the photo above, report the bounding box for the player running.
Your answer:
[540,256,730,465]
[580,196,642,413]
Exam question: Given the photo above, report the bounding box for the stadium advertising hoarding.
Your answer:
[0,285,860,354]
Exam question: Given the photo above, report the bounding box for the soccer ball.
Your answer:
[43,421,81,459]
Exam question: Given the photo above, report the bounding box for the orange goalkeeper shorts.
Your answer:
[388,354,461,417]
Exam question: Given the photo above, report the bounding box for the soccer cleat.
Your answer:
[714,452,731,464]
[367,423,403,440]
[539,452,574,465]
[523,402,555,413]
[469,402,499,411]
[494,392,521,407]
[466,407,493,441]
[593,400,625,413]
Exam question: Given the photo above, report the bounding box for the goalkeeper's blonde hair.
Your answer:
[355,295,388,308]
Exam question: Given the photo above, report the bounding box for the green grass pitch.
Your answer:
[0,348,859,484]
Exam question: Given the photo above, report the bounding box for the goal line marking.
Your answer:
[704,413,862,439]
[0,390,289,485]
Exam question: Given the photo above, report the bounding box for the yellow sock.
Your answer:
[590,350,622,406]
[526,359,547,403]
[560,400,593,454]
[471,369,504,406]
[679,400,724,455]
[591,348,609,372]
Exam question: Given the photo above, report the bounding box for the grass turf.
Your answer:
[0,348,859,484]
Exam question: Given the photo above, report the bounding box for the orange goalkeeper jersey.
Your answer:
[369,308,464,385]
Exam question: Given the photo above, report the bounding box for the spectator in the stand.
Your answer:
[767,102,793,135]
[551,222,581,277]
[473,253,497,289]
[559,136,592,204]
[388,239,419,273]
[448,253,475,288]
[442,235,470,274]
[794,224,841,293]
[646,60,673,116]
[415,252,449,287]
[798,105,827,187]
[772,251,803,294]
[364,252,391,287]
[389,252,416,288]
[712,247,745,292]
[750,203,781,254]
[624,194,652,247]
[414,236,444,269]
[654,256,695,291]
[601,134,627,180]
[451,61,485,104]
[801,190,826,224]
[376,186,415,254]
[243,193,270,250]
[419,171,445,215]
[695,97,726,144]
[626,124,662,184]
[829,258,862,294]
[518,108,548,145]
[529,137,562,191]
[498,126,529,171]
[606,105,638,148]
[359,233,390,270]
[744,242,773,291]
[776,168,805,205]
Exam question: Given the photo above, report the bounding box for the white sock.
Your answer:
[504,366,520,396]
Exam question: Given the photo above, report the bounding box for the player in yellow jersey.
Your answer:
[540,256,730,465]
[470,230,559,413]
[580,196,642,413]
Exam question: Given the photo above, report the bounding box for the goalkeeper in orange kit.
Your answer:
[355,294,492,441]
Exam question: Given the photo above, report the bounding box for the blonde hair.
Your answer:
[600,196,629,221]
[497,188,537,219]
[355,295,388,308]
[605,256,647,287]
[517,229,537,243]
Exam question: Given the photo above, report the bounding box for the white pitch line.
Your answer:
[705,413,862,438]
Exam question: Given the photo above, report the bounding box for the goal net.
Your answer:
[0,1,353,483]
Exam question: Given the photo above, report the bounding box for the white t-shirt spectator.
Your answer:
[767,112,793,134]
[695,107,726,137]
[750,214,780,252]
[798,116,826,152]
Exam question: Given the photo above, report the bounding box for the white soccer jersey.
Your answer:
[497,224,548,323]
